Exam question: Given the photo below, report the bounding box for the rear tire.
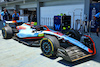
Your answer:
[66,30,81,41]
[40,35,60,57]
[2,26,13,39]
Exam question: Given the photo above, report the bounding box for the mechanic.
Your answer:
[32,14,37,22]
[0,8,9,21]
[94,10,100,37]
[12,10,20,20]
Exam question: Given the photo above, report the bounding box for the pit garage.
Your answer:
[0,0,100,67]
[40,0,85,29]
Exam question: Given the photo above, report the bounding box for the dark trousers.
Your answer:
[0,21,4,30]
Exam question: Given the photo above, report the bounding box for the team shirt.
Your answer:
[95,12,100,18]
[0,12,8,20]
[95,12,100,25]
[12,13,19,20]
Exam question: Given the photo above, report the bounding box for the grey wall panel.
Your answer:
[1,1,37,9]
[0,7,2,13]
[20,3,37,9]
[43,0,84,6]
[84,0,90,21]
[6,5,15,9]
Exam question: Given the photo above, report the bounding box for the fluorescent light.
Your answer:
[98,1,100,2]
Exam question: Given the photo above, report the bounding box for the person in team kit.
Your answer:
[12,10,20,20]
[0,8,9,21]
[94,10,100,37]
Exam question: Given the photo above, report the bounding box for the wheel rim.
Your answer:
[42,41,52,55]
[40,37,55,57]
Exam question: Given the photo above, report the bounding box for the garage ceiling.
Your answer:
[92,0,100,2]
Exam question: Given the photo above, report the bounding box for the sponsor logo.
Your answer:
[55,24,60,30]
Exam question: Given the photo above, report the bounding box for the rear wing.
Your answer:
[3,20,23,27]
[5,20,23,24]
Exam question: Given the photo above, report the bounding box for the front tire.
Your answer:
[40,35,60,57]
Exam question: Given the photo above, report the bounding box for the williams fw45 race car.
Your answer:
[2,21,96,62]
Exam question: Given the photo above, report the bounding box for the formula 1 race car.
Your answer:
[2,21,96,62]
[2,20,41,46]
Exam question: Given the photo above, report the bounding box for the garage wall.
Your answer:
[40,0,85,28]
[20,3,37,9]
[43,0,84,6]
[0,7,1,12]
[6,5,15,9]
[1,1,37,10]
[0,7,1,19]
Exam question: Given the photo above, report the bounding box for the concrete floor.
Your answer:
[0,21,100,67]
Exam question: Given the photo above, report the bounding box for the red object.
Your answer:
[43,25,51,31]
[22,37,44,39]
[88,48,93,53]
[16,26,26,30]
[56,17,58,19]
[54,32,64,36]
[12,20,17,23]
[25,23,31,26]
[67,41,73,45]
[84,35,96,55]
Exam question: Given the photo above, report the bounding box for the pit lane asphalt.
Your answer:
[0,21,100,67]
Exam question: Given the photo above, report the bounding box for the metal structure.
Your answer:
[73,8,83,30]
[41,17,53,28]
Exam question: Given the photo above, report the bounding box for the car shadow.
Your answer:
[13,37,41,47]
[19,41,40,48]
[24,43,40,47]
[40,53,58,60]
[57,56,94,67]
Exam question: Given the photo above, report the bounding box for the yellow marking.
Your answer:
[72,54,92,62]
[2,28,4,29]
[63,27,66,30]
[43,54,52,57]
[38,34,44,37]
[5,30,7,38]
[48,39,54,51]
[2,28,7,38]
[66,32,69,34]
[40,38,48,45]
[68,26,70,28]
[42,38,48,40]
